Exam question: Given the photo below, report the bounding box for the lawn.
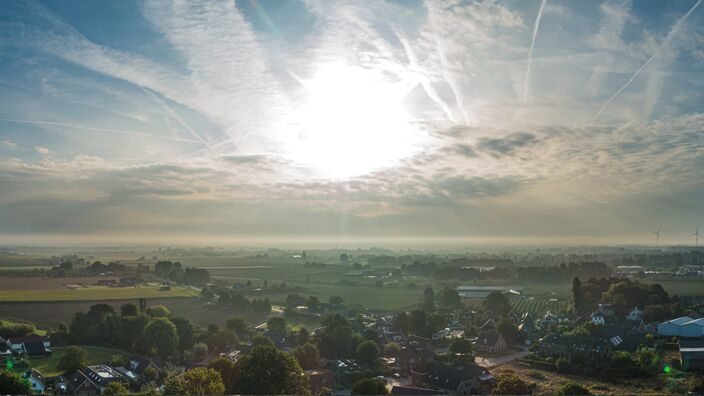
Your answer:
[0,319,47,336]
[22,346,130,377]
[0,285,198,302]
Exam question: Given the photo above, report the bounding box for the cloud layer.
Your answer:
[1,0,703,245]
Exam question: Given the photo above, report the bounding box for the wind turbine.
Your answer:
[653,226,662,248]
[694,224,702,247]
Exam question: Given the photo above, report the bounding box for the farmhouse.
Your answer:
[6,334,51,356]
[421,362,495,395]
[22,368,45,394]
[658,316,704,338]
[69,365,127,394]
[474,320,507,354]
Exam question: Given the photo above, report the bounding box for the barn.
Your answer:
[680,318,704,338]
[657,316,695,337]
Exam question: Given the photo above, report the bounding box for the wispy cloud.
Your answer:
[523,0,547,102]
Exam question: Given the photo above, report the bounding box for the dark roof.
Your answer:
[479,319,496,331]
[69,370,99,393]
[476,329,502,347]
[8,334,49,344]
[24,341,49,355]
[23,368,44,383]
[391,385,446,395]
[426,363,488,391]
[129,356,159,375]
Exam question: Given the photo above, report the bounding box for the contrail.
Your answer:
[393,26,458,124]
[0,118,205,144]
[140,86,210,147]
[523,0,547,102]
[593,0,702,121]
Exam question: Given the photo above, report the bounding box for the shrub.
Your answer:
[557,382,591,395]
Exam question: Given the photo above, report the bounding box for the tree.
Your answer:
[492,373,530,395]
[329,296,344,306]
[252,334,275,348]
[450,338,473,355]
[497,319,520,344]
[207,356,236,394]
[485,291,511,316]
[267,317,287,335]
[296,327,310,346]
[232,345,311,395]
[58,345,88,374]
[143,318,179,359]
[192,343,209,362]
[147,305,171,318]
[0,372,31,395]
[210,329,239,352]
[438,287,461,310]
[392,312,411,334]
[383,342,401,357]
[225,317,250,339]
[103,381,128,395]
[171,367,225,396]
[120,303,138,317]
[409,310,429,337]
[421,287,435,312]
[356,340,380,366]
[572,277,586,316]
[558,382,591,395]
[293,343,320,370]
[351,378,387,395]
[143,366,158,383]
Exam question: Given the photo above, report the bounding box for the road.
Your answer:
[475,349,530,368]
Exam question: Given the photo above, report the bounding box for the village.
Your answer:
[2,278,703,395]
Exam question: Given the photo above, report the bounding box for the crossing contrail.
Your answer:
[0,118,205,144]
[523,0,547,102]
[593,0,702,121]
[141,86,210,147]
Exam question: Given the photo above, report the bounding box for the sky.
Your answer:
[1,0,703,247]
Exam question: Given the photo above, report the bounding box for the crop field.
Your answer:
[0,284,197,302]
[463,296,570,316]
[0,276,124,291]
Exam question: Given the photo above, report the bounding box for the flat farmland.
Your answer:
[0,276,119,290]
[0,283,197,302]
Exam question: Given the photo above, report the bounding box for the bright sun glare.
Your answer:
[288,63,422,178]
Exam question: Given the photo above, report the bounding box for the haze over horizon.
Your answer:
[1,0,703,246]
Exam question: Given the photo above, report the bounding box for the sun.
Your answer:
[287,63,423,178]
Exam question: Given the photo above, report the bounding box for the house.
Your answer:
[398,336,434,372]
[305,369,335,395]
[6,334,51,356]
[432,328,464,341]
[70,365,126,394]
[538,311,559,328]
[537,333,613,362]
[422,362,495,395]
[658,316,704,337]
[626,307,644,321]
[680,340,704,372]
[591,313,606,326]
[51,375,69,394]
[474,320,507,354]
[597,303,616,317]
[68,371,101,395]
[518,313,535,334]
[0,336,12,360]
[22,369,45,393]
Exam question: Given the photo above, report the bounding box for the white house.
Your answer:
[22,369,45,394]
[591,313,606,325]
[658,316,695,337]
[626,307,644,321]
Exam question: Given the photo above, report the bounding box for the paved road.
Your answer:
[475,350,530,368]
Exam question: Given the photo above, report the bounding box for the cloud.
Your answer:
[34,146,49,155]
[476,132,538,157]
[2,138,16,148]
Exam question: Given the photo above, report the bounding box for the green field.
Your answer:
[0,285,198,302]
[0,319,48,336]
[20,346,130,377]
[463,296,570,315]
